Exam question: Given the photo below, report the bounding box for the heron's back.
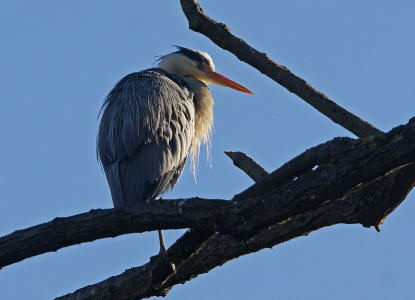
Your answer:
[97,69,195,207]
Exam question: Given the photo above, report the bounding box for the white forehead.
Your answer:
[195,50,215,71]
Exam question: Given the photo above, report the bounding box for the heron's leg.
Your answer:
[158,230,167,254]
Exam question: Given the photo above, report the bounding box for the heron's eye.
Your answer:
[196,62,204,70]
[199,62,211,72]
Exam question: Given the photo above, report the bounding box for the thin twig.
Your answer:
[233,137,352,201]
[225,151,269,182]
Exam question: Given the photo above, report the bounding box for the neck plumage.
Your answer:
[158,57,214,174]
[182,77,214,174]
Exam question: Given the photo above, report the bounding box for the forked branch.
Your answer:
[56,116,415,299]
[39,118,415,299]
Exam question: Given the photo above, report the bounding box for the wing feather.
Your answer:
[97,69,195,206]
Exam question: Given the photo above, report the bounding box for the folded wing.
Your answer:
[97,69,195,207]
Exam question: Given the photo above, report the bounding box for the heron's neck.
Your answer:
[182,77,214,172]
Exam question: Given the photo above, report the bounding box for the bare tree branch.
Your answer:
[0,199,235,269]
[4,118,413,273]
[233,137,349,201]
[180,0,384,138]
[155,162,415,297]
[52,117,415,299]
[56,121,415,299]
[225,151,269,181]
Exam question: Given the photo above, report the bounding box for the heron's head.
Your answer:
[158,46,253,94]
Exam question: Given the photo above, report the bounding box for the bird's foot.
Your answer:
[152,229,175,271]
[150,250,176,273]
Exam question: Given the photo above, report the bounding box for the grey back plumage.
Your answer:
[97,68,195,207]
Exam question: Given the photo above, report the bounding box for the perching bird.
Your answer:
[97,46,252,254]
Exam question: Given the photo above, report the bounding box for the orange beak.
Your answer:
[206,71,253,94]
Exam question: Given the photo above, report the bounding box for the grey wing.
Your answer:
[97,70,195,207]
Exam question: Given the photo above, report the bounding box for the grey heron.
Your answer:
[97,46,252,254]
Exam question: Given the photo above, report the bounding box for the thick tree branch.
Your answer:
[53,118,415,299]
[57,158,415,300]
[5,118,413,272]
[180,0,383,138]
[0,199,235,269]
[155,163,415,296]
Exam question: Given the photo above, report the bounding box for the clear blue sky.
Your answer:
[1,1,414,299]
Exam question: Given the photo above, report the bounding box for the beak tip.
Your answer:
[241,87,254,94]
[209,71,253,95]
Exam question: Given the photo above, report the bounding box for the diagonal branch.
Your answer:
[180,0,384,138]
[233,137,351,201]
